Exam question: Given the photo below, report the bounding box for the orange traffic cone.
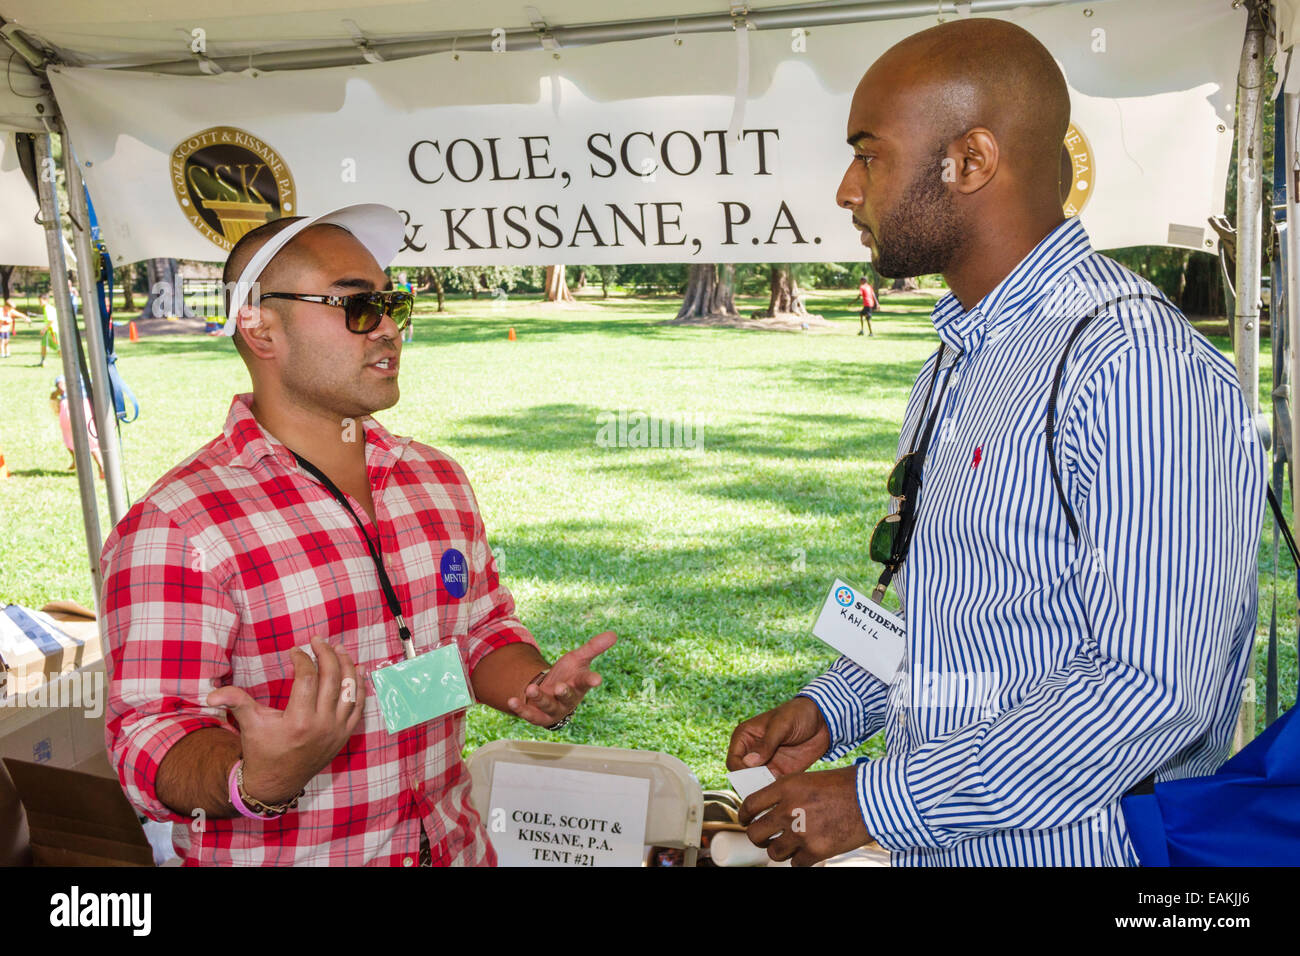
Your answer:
[128,321,139,343]
[508,327,516,341]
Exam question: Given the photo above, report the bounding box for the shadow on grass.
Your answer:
[451,401,902,466]
[7,468,78,478]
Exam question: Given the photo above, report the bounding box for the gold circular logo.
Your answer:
[1060,122,1093,218]
[170,126,297,252]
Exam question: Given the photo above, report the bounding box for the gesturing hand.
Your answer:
[206,636,366,805]
[507,631,617,727]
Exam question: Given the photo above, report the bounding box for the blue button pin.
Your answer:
[440,548,469,599]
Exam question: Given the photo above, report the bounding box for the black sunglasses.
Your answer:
[869,345,958,575]
[259,290,414,334]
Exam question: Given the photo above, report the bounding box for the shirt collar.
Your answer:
[930,216,1094,354]
[223,393,410,473]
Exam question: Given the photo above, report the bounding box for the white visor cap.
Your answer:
[222,203,406,336]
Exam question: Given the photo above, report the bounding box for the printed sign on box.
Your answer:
[487,762,650,867]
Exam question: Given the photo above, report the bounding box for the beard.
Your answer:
[870,149,964,279]
[280,324,400,422]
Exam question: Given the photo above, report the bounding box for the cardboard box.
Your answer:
[2,759,152,866]
[0,603,102,698]
[0,658,140,866]
[0,660,110,771]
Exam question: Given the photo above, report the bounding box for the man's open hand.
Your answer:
[507,631,617,727]
[739,765,872,867]
[206,636,365,805]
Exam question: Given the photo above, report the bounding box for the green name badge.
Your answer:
[370,643,473,734]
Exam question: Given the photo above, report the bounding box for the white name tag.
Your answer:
[811,578,906,685]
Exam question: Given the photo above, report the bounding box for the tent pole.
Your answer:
[1288,92,1300,541]
[61,128,128,527]
[34,130,103,600]
[1236,0,1268,414]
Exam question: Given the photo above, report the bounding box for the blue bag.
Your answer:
[1119,482,1299,866]
[1122,702,1300,865]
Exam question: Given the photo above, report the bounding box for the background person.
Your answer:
[858,275,877,336]
[49,374,103,478]
[38,292,58,367]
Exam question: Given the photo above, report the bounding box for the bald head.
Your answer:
[867,18,1070,191]
[836,17,1072,300]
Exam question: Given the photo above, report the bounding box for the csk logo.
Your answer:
[1060,122,1094,219]
[170,126,297,252]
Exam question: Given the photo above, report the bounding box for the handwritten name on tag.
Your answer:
[811,579,906,685]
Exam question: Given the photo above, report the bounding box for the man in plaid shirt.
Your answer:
[100,204,615,865]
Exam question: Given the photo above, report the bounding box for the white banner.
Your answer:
[1,135,49,268]
[48,0,1243,269]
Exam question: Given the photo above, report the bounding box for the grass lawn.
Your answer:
[0,287,1294,788]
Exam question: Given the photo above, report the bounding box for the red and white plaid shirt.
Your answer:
[99,393,535,866]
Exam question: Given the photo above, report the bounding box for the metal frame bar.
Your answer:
[1236,0,1268,413]
[61,125,128,526]
[33,130,103,600]
[100,0,1081,76]
[1286,89,1300,544]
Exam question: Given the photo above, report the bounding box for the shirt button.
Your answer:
[402,856,413,867]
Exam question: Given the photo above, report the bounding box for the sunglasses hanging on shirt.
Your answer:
[806,344,961,688]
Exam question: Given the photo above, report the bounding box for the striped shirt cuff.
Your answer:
[798,656,888,760]
[856,753,943,851]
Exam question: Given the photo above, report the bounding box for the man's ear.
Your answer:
[950,127,999,195]
[237,304,280,361]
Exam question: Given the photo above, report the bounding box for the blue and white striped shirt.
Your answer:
[801,216,1266,866]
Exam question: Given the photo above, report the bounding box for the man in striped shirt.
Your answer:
[729,18,1265,866]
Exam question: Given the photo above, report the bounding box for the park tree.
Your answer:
[544,265,574,303]
[116,263,137,311]
[676,263,738,319]
[138,258,194,320]
[597,265,618,298]
[0,265,13,301]
[752,264,810,318]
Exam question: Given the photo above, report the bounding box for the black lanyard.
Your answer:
[876,344,961,596]
[292,451,416,660]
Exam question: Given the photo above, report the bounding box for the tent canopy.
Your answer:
[2,0,1069,69]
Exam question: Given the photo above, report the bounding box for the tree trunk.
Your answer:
[138,258,194,320]
[575,268,587,292]
[118,264,136,311]
[544,265,574,303]
[0,265,12,301]
[433,271,445,312]
[675,264,738,319]
[753,265,809,317]
[890,276,919,293]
